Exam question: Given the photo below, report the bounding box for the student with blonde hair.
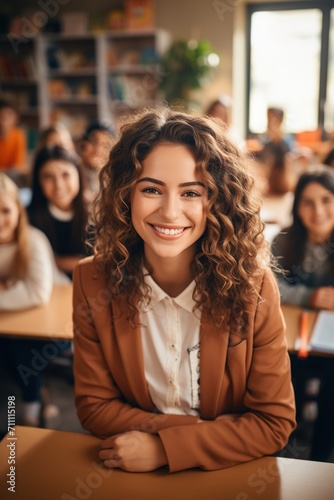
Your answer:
[0,173,69,308]
[0,173,69,426]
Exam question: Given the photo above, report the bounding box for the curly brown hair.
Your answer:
[91,108,269,333]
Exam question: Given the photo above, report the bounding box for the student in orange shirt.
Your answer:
[0,99,27,174]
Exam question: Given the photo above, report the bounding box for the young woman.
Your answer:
[73,109,295,473]
[28,145,89,278]
[77,122,115,203]
[0,173,69,426]
[272,168,334,462]
[0,172,69,309]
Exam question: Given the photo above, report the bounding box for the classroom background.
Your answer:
[1,0,334,463]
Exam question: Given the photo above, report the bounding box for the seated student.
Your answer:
[27,146,89,279]
[0,98,27,177]
[0,173,69,426]
[37,124,75,152]
[271,168,334,462]
[258,107,297,195]
[205,95,245,149]
[73,108,295,473]
[77,122,115,202]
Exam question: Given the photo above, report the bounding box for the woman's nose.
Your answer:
[160,194,181,220]
[314,202,325,216]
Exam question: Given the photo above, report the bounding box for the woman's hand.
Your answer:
[99,431,168,472]
[311,287,334,311]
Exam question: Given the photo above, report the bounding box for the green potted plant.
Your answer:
[159,38,220,109]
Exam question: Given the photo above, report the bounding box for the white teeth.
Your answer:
[153,226,184,235]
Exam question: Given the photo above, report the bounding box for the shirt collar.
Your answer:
[48,203,74,221]
[142,272,197,314]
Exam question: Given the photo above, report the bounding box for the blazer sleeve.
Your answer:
[157,269,296,472]
[73,262,199,438]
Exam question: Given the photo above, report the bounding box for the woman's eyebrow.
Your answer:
[137,177,205,188]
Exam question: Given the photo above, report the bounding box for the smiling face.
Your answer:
[0,193,20,244]
[81,130,113,171]
[131,143,208,269]
[297,181,334,243]
[39,160,80,211]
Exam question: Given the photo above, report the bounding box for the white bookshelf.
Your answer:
[0,29,170,143]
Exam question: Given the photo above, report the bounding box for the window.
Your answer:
[325,8,334,131]
[247,1,334,136]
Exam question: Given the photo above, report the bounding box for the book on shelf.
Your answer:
[124,0,155,29]
[48,79,96,98]
[61,12,89,35]
[108,75,125,101]
[0,54,37,80]
[108,73,155,106]
[107,46,158,68]
[46,45,95,71]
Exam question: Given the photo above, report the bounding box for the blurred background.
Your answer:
[0,0,333,168]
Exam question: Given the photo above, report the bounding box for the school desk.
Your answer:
[1,426,334,500]
[0,283,327,358]
[280,304,333,358]
[0,285,73,340]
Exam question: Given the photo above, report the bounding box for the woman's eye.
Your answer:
[183,191,201,198]
[41,174,53,181]
[142,187,160,194]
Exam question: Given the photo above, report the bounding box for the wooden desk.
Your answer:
[281,305,334,358]
[0,285,325,354]
[1,426,334,500]
[0,285,73,340]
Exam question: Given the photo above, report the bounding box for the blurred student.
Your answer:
[205,95,245,149]
[77,122,115,202]
[261,107,295,149]
[28,146,89,279]
[0,173,69,426]
[258,108,297,195]
[272,168,334,462]
[0,98,27,175]
[73,109,295,473]
[38,124,75,152]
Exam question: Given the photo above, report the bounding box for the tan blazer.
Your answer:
[73,257,296,472]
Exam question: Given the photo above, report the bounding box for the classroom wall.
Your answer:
[7,0,305,118]
[10,0,235,111]
[155,0,234,109]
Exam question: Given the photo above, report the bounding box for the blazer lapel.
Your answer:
[200,313,229,419]
[112,295,155,412]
